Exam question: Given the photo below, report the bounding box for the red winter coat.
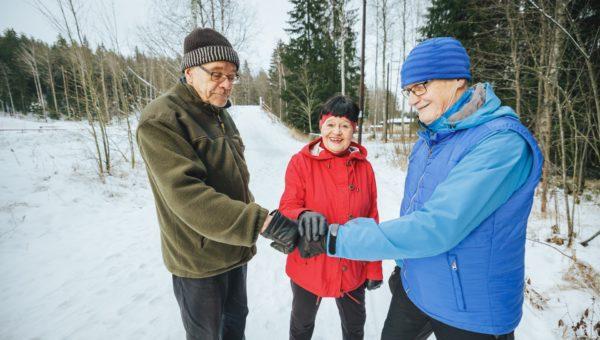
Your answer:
[279,137,382,298]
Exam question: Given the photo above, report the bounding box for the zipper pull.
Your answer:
[451,260,457,271]
[215,113,225,133]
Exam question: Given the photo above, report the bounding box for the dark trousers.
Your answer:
[172,265,248,340]
[290,281,366,340]
[382,267,515,340]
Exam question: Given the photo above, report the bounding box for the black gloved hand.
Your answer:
[297,224,340,258]
[298,211,328,242]
[366,279,383,291]
[262,210,299,254]
[297,234,327,258]
[269,241,294,254]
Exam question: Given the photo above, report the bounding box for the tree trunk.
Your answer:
[380,0,388,141]
[210,0,216,29]
[556,87,573,246]
[505,0,522,116]
[540,0,566,226]
[399,0,408,154]
[537,1,549,215]
[191,0,198,28]
[77,51,103,177]
[61,66,71,118]
[45,50,59,115]
[72,61,81,117]
[384,62,390,142]
[373,0,380,128]
[1,64,15,114]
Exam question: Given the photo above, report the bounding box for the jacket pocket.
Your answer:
[448,254,467,311]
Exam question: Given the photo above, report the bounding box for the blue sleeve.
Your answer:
[329,130,533,261]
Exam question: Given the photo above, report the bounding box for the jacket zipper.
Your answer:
[215,111,251,202]
[407,143,432,212]
[449,254,467,311]
[214,112,225,133]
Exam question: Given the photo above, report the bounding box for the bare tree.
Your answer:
[20,42,47,119]
[139,0,256,60]
[504,0,522,116]
[289,66,319,133]
[42,46,60,115]
[60,66,71,118]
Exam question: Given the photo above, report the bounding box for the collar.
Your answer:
[421,83,487,135]
[302,137,367,161]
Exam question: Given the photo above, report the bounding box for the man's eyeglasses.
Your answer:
[402,81,429,98]
[198,65,240,84]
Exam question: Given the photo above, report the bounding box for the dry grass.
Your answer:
[525,277,550,310]
[563,260,600,296]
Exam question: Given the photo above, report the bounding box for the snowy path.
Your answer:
[230,107,398,339]
[1,107,598,339]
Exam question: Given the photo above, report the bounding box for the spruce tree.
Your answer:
[280,0,359,132]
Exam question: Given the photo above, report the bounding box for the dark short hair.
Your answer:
[319,95,360,123]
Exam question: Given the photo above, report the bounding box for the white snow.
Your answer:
[1,107,598,339]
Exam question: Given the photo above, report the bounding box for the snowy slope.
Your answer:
[1,107,598,339]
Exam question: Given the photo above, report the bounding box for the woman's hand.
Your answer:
[298,211,328,241]
[366,280,383,291]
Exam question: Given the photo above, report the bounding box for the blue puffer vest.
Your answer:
[399,114,543,334]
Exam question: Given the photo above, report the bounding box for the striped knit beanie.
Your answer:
[181,28,240,71]
[401,37,471,88]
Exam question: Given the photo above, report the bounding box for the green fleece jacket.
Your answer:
[137,82,269,278]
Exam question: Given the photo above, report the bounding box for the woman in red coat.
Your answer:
[279,95,383,340]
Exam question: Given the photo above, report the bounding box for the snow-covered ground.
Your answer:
[1,107,598,339]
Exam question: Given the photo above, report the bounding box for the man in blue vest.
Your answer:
[297,37,543,339]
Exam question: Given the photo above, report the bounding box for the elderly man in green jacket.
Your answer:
[137,28,298,340]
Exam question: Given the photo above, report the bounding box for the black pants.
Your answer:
[172,265,248,340]
[382,267,515,340]
[290,281,366,340]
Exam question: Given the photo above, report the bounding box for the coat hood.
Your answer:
[300,137,368,161]
[419,83,518,143]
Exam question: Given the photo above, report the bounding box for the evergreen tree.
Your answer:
[419,0,600,237]
[0,29,37,112]
[267,41,287,118]
[279,0,359,132]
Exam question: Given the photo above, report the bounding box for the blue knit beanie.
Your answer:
[401,37,471,88]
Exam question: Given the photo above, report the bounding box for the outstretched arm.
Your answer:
[330,130,533,261]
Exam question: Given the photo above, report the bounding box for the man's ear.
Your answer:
[184,67,193,84]
[457,79,467,90]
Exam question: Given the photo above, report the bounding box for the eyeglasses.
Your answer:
[198,65,240,84]
[402,81,429,98]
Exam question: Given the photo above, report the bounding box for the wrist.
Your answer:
[327,224,339,255]
[261,212,275,234]
[298,209,311,219]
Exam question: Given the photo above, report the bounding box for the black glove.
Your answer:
[262,210,299,254]
[366,279,383,291]
[297,224,339,258]
[298,211,328,241]
[269,241,294,254]
[297,234,327,258]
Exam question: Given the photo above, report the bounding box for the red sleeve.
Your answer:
[366,162,382,280]
[278,155,309,220]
